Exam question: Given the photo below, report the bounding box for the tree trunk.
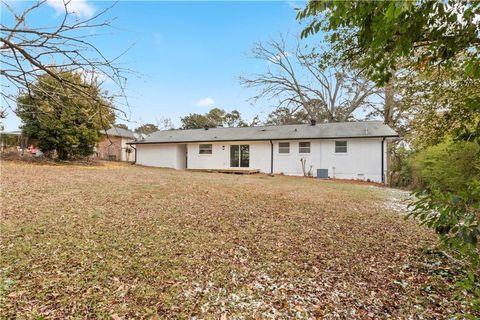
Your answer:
[57,149,68,160]
[384,76,400,187]
[384,78,395,126]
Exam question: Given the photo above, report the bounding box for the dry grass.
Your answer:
[0,161,459,319]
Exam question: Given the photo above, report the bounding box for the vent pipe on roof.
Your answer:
[204,125,209,130]
[364,124,369,135]
[310,119,317,126]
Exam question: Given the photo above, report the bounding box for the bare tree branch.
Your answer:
[0,0,132,126]
[240,37,379,122]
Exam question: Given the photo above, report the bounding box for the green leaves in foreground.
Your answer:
[409,181,480,316]
[297,0,480,85]
[297,1,480,314]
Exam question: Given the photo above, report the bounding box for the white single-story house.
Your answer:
[129,121,398,183]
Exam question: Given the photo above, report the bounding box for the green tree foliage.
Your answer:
[387,144,414,188]
[408,140,480,313]
[407,65,480,148]
[180,114,210,130]
[205,108,228,127]
[298,0,480,141]
[180,108,248,129]
[297,0,480,313]
[16,70,114,160]
[115,124,129,130]
[384,57,480,189]
[224,110,245,127]
[134,123,159,135]
[265,107,310,125]
[298,0,480,138]
[412,141,480,192]
[297,0,480,84]
[0,133,17,148]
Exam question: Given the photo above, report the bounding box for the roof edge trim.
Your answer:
[128,135,400,145]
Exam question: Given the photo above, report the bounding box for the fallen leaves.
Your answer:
[0,161,461,318]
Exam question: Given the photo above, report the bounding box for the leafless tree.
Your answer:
[156,116,174,130]
[240,36,380,122]
[0,0,131,122]
[366,66,417,135]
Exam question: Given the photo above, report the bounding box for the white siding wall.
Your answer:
[273,140,321,176]
[186,141,271,172]
[317,138,384,182]
[136,144,186,169]
[137,138,387,182]
[186,138,385,182]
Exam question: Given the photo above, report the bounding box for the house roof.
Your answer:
[101,126,135,139]
[131,121,398,145]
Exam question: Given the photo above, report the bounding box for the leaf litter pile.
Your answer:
[1,162,461,318]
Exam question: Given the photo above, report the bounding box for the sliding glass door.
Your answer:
[230,145,249,168]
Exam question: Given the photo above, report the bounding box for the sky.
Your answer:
[1,0,316,131]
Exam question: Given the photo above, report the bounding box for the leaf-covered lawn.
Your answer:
[1,161,459,318]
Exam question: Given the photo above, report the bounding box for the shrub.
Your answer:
[412,141,480,192]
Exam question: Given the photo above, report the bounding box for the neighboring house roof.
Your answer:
[131,121,398,145]
[101,126,135,139]
[1,130,22,136]
[133,132,147,141]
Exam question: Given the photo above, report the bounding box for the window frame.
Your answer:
[278,142,290,154]
[335,141,348,154]
[298,141,311,154]
[199,143,213,155]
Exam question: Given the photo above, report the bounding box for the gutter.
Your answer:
[381,137,385,184]
[130,144,137,164]
[127,135,400,146]
[269,140,273,175]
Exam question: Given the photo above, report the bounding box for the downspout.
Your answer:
[381,137,385,184]
[269,140,273,175]
[130,144,137,164]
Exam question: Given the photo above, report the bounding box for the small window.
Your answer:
[335,141,347,153]
[199,144,212,154]
[278,142,290,154]
[299,142,311,154]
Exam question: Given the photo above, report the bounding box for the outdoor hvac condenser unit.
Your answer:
[316,169,328,179]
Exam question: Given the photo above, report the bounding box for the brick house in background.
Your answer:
[96,126,138,162]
